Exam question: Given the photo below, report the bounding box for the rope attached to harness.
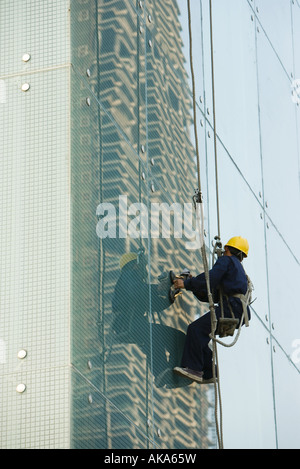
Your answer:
[187,0,253,449]
[187,0,223,448]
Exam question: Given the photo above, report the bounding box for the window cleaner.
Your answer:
[173,236,251,384]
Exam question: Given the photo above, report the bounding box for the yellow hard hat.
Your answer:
[120,252,138,270]
[225,236,249,257]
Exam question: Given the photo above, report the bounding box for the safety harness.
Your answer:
[213,264,254,343]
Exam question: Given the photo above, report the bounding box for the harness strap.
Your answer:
[231,293,250,327]
[229,273,253,327]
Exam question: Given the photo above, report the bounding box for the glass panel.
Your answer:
[71,368,151,449]
[0,0,69,75]
[220,320,277,449]
[70,68,152,447]
[0,68,70,371]
[255,0,294,75]
[172,1,214,246]
[214,142,269,325]
[0,69,70,449]
[266,225,300,352]
[71,0,142,152]
[0,367,70,449]
[272,340,300,449]
[176,0,207,116]
[209,0,262,197]
[257,29,300,258]
[292,1,300,79]
[142,10,216,449]
[2,0,300,451]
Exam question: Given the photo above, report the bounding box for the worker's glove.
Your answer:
[169,271,183,303]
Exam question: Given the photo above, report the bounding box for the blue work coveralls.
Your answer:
[181,255,250,379]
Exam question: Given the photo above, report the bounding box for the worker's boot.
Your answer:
[173,367,203,383]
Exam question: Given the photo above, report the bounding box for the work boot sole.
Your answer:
[173,367,203,383]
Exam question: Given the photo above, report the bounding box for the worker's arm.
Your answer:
[181,256,230,293]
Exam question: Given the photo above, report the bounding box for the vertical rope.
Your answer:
[187,0,217,355]
[208,0,224,449]
[187,0,215,314]
[209,0,221,239]
[187,0,201,194]
[187,0,223,449]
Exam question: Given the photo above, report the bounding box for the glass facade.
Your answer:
[0,0,300,450]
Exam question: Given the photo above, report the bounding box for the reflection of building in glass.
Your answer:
[2,0,300,450]
[71,0,213,449]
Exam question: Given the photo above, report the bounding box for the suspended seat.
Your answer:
[216,317,239,338]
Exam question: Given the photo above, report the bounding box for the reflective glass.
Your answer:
[208,0,262,197]
[256,0,294,75]
[272,341,300,449]
[70,67,152,443]
[257,29,300,258]
[71,367,151,449]
[219,319,277,449]
[266,224,300,353]
[176,0,207,116]
[71,0,142,152]
[1,0,300,451]
[292,1,300,78]
[215,142,269,325]
[146,14,214,443]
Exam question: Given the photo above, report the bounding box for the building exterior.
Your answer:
[0,0,300,449]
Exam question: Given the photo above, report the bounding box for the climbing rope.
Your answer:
[209,0,221,240]
[193,190,223,449]
[187,0,255,450]
[187,0,223,449]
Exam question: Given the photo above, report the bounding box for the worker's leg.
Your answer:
[180,312,212,373]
